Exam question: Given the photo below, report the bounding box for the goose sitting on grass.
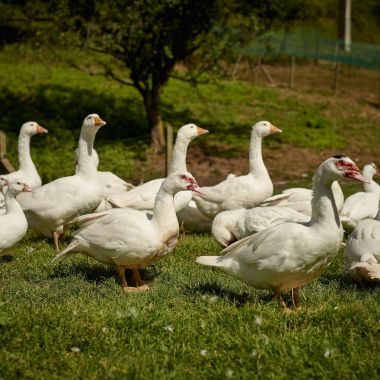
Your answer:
[344,194,380,284]
[0,179,31,255]
[192,121,281,219]
[53,172,201,292]
[197,156,366,310]
[212,206,309,247]
[260,181,344,216]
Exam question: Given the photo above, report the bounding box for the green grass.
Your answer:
[1,232,380,379]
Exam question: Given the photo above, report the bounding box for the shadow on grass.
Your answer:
[183,281,273,307]
[50,260,159,285]
[0,255,14,263]
[319,272,380,293]
[0,84,196,143]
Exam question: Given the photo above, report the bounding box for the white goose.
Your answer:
[1,121,48,189]
[0,179,31,255]
[77,149,135,212]
[260,181,344,216]
[53,172,201,292]
[212,206,309,247]
[344,195,380,284]
[18,114,106,250]
[107,124,208,212]
[192,121,281,219]
[197,156,366,309]
[340,162,380,233]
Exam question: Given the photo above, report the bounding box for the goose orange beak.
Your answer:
[270,125,282,134]
[94,116,106,127]
[37,125,48,134]
[197,127,209,135]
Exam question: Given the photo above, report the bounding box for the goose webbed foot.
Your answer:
[116,266,150,292]
[131,269,150,291]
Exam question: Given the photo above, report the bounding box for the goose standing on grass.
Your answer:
[212,206,309,247]
[53,172,201,292]
[340,162,380,233]
[18,114,106,250]
[1,121,48,189]
[107,124,208,212]
[192,121,281,219]
[344,195,380,284]
[261,181,344,216]
[0,179,31,255]
[196,156,366,310]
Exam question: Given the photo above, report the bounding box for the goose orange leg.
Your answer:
[132,269,150,291]
[52,231,60,252]
[291,288,301,310]
[273,287,288,310]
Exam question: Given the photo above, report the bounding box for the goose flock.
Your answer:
[1,114,379,310]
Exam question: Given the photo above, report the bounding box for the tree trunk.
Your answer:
[142,87,165,153]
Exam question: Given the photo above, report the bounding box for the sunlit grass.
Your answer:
[0,232,379,379]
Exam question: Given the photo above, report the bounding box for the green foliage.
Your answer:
[1,233,379,378]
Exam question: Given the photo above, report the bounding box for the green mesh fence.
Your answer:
[241,32,380,69]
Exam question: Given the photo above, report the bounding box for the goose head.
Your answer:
[252,121,282,138]
[362,162,379,180]
[82,114,107,134]
[162,171,202,195]
[316,155,367,185]
[176,124,209,141]
[6,180,32,196]
[20,121,48,136]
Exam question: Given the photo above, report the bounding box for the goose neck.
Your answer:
[363,179,379,193]
[168,137,189,175]
[4,192,23,214]
[151,189,179,235]
[249,132,268,178]
[310,174,340,227]
[76,129,98,176]
[18,132,37,174]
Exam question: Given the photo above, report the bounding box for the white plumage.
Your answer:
[0,179,31,255]
[192,121,281,219]
[212,205,309,247]
[197,155,366,309]
[18,114,106,250]
[344,198,380,284]
[340,163,380,233]
[54,172,201,292]
[107,124,208,213]
[1,121,48,190]
[261,181,344,216]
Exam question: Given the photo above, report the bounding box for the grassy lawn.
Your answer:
[1,232,380,379]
